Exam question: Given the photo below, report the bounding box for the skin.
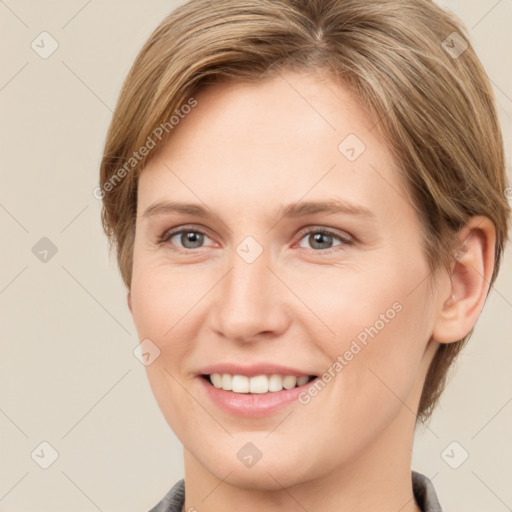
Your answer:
[127,69,495,512]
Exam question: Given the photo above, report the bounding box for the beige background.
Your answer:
[0,1,511,511]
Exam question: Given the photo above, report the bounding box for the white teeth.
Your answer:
[231,375,249,393]
[208,373,313,393]
[222,373,232,391]
[210,373,223,388]
[268,374,283,392]
[249,375,268,394]
[282,376,297,389]
[296,376,309,386]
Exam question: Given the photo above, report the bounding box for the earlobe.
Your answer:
[431,216,496,344]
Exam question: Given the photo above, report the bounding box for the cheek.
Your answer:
[288,249,431,352]
[130,262,202,438]
[301,244,434,403]
[129,262,200,434]
[130,253,196,342]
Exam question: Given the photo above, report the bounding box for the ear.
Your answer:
[431,216,496,344]
[127,290,133,314]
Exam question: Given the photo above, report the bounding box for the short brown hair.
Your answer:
[99,0,510,421]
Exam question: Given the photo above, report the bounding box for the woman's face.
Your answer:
[129,69,443,489]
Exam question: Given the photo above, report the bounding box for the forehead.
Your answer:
[164,70,378,156]
[138,69,411,220]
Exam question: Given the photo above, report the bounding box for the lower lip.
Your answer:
[198,377,316,417]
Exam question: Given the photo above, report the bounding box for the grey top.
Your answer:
[148,470,442,512]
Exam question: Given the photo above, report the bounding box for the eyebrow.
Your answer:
[142,199,375,221]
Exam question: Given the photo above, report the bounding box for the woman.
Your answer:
[98,1,510,510]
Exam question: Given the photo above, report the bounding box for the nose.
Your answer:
[210,244,290,344]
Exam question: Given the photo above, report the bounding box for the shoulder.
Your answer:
[412,471,443,512]
[148,479,185,512]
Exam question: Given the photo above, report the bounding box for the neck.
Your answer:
[182,404,423,512]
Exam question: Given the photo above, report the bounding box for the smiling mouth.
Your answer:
[201,373,317,394]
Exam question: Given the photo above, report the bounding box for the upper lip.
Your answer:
[198,363,316,378]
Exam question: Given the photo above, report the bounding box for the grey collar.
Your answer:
[148,470,442,512]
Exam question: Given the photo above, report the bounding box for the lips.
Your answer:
[196,363,319,416]
[199,362,316,379]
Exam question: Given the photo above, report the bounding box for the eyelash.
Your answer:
[157,224,354,255]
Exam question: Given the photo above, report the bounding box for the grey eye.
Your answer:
[171,230,207,249]
[298,231,345,250]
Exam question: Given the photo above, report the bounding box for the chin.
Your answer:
[193,440,321,491]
